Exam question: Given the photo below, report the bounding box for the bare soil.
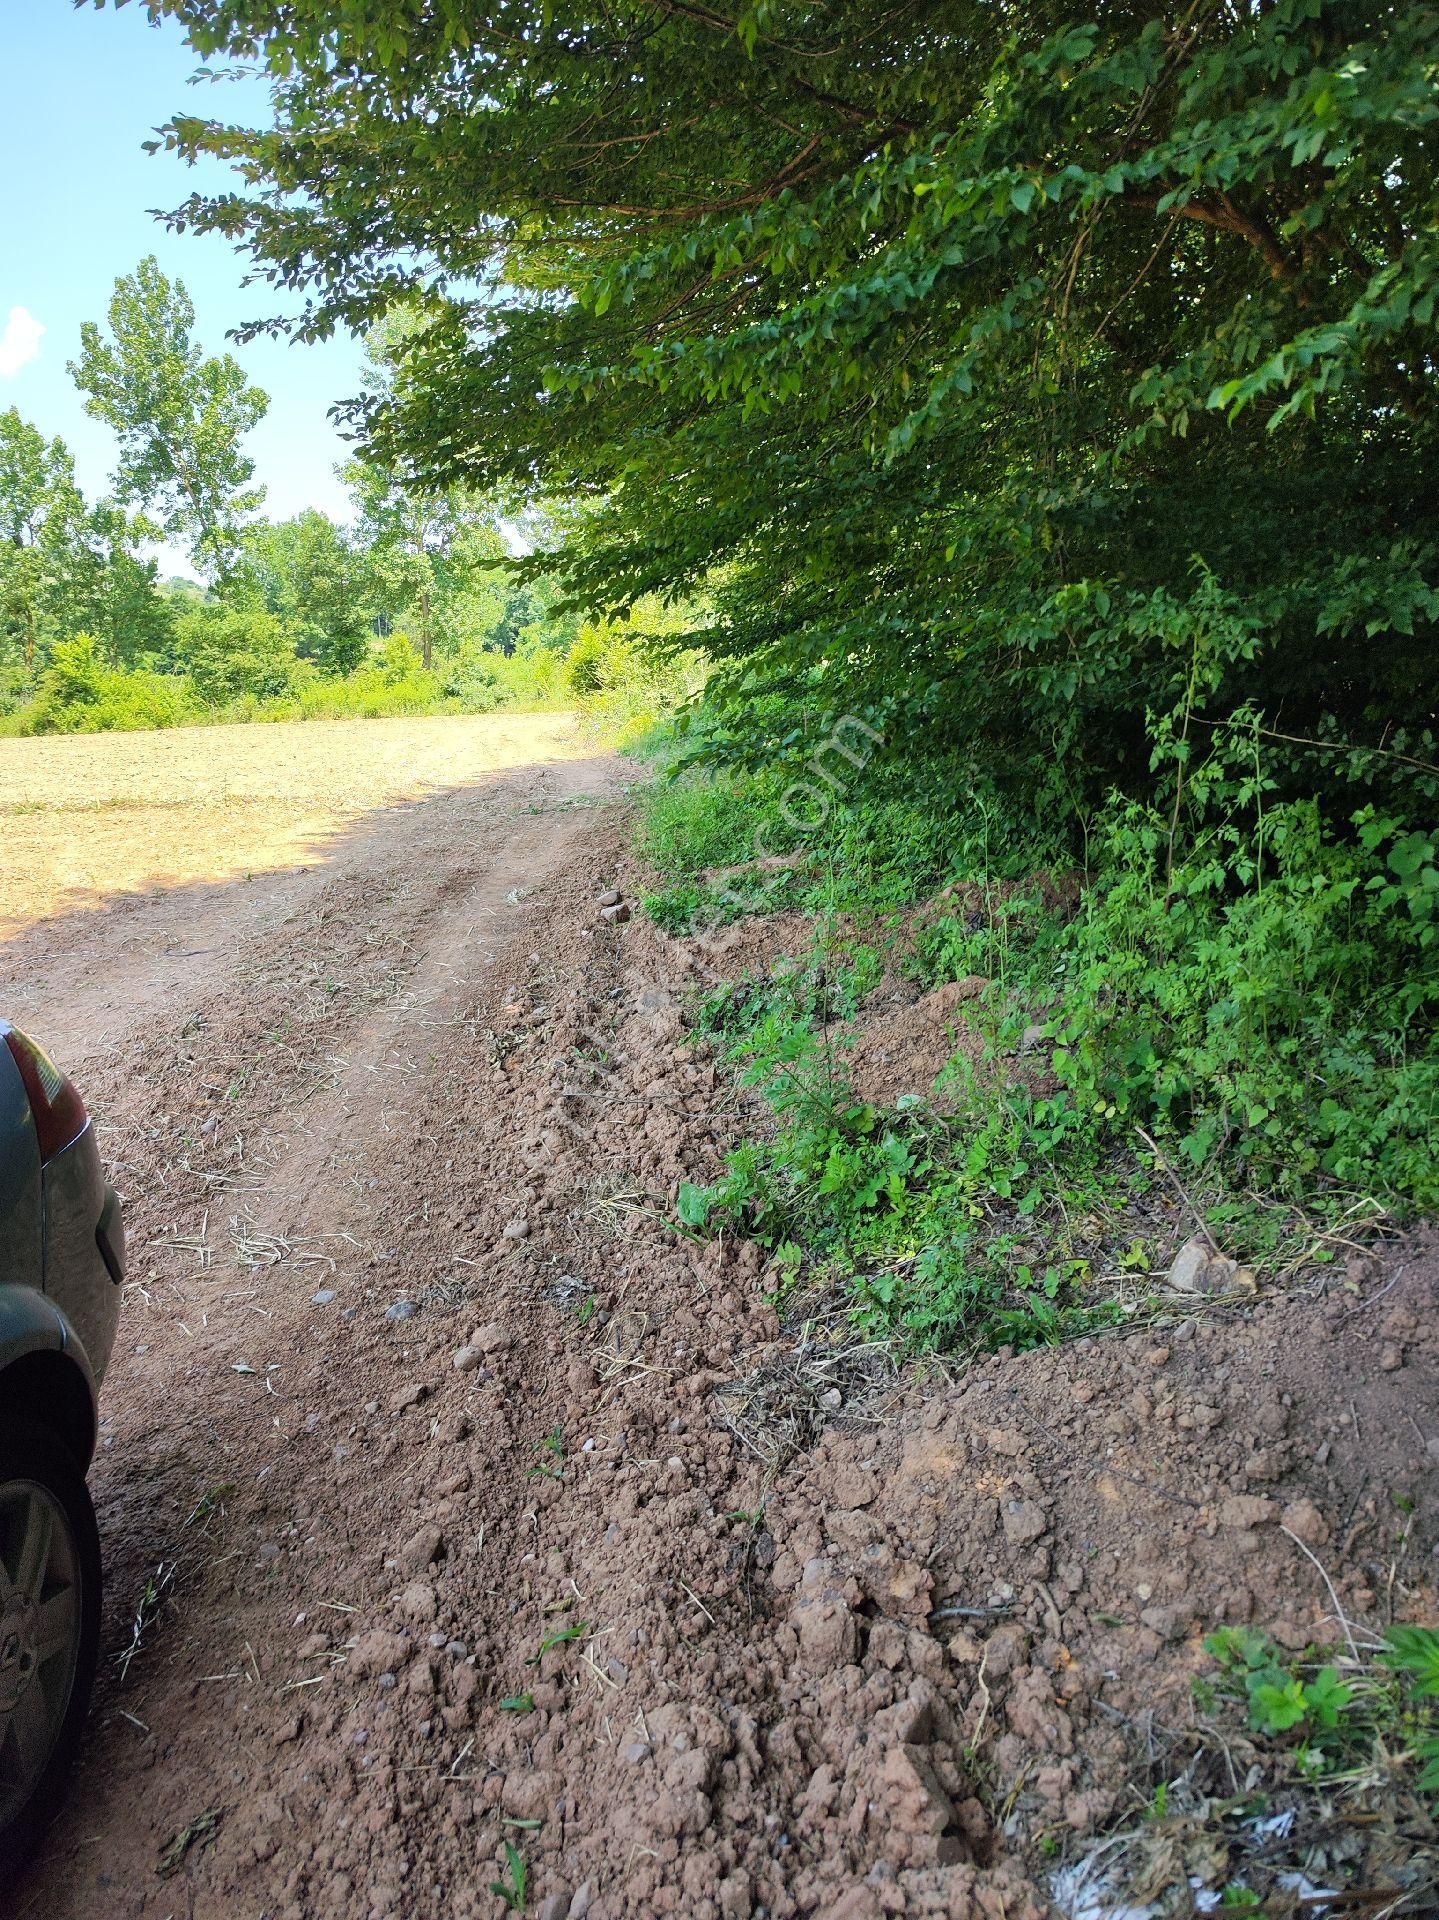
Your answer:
[1,716,1435,1919]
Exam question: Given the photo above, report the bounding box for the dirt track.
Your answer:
[2,716,1436,1919]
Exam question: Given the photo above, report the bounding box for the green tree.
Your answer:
[0,408,89,671]
[175,603,298,705]
[342,310,521,669]
[142,1,1438,821]
[239,510,372,674]
[59,506,175,672]
[345,452,465,671]
[70,257,268,586]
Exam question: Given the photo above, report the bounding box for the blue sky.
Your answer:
[0,3,366,571]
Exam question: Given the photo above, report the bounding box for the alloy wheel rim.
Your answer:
[0,1480,81,1828]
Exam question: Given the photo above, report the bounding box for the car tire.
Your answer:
[0,1422,101,1886]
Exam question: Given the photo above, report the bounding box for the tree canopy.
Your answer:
[0,406,168,670]
[132,0,1439,816]
[237,510,373,675]
[70,256,269,584]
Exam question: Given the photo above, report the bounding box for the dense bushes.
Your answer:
[640,701,1439,1350]
[1058,789,1439,1209]
[564,607,708,739]
[0,618,703,737]
[175,604,299,704]
[27,635,188,735]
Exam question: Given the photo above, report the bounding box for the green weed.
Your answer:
[527,1426,566,1481]
[1384,1626,1439,1791]
[489,1840,528,1912]
[527,1621,589,1665]
[1199,1624,1439,1796]
[642,706,1432,1351]
[676,952,1144,1352]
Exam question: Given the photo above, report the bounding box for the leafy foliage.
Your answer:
[0,407,166,672]
[488,1840,528,1913]
[1054,724,1439,1208]
[27,635,187,735]
[137,0,1438,832]
[1384,1625,1439,1792]
[678,948,1138,1353]
[70,257,269,584]
[637,711,1435,1350]
[1200,1622,1439,1800]
[1202,1628,1354,1739]
[175,603,300,705]
[237,511,374,675]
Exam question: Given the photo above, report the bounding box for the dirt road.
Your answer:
[1,716,652,1915]
[2,716,1435,1919]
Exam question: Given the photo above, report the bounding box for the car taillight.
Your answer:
[4,1027,89,1163]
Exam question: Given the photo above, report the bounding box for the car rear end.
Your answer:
[0,1023,124,1876]
[1,1022,124,1390]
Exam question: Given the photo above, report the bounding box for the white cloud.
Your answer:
[0,307,45,379]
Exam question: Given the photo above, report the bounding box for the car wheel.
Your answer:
[0,1423,101,1882]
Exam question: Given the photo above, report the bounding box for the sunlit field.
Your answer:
[0,711,588,934]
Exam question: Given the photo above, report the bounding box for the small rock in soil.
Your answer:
[399,1524,445,1571]
[600,902,631,924]
[1219,1494,1278,1529]
[1001,1498,1047,1546]
[1280,1498,1330,1545]
[311,1288,336,1305]
[348,1629,411,1678]
[1168,1235,1257,1296]
[1168,1235,1221,1292]
[385,1299,418,1321]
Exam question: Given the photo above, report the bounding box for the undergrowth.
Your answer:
[678,935,1158,1353]
[0,622,702,739]
[1198,1624,1439,1797]
[1052,1624,1439,1912]
[640,707,1437,1355]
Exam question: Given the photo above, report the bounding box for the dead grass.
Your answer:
[0,712,588,933]
[713,1329,898,1469]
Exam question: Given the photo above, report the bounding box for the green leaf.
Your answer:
[677,1181,712,1228]
[1250,1677,1308,1733]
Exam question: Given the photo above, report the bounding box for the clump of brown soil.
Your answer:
[8,761,1436,1920]
[844,976,988,1107]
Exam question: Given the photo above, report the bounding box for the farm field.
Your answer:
[0,712,592,936]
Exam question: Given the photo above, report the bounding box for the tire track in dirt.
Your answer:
[7,745,634,1919]
[5,732,1437,1920]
